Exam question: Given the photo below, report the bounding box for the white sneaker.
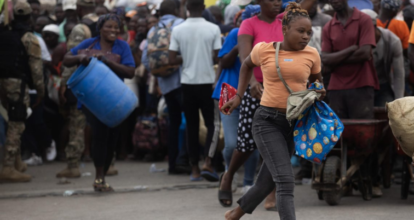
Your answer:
[46,140,57,161]
[24,154,43,166]
[240,185,252,195]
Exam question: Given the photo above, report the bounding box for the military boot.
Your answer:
[15,154,27,173]
[56,163,81,178]
[0,166,31,183]
[106,165,118,176]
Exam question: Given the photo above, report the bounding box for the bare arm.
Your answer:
[221,55,257,115]
[214,61,223,89]
[221,45,239,69]
[321,45,358,66]
[63,52,135,79]
[102,59,135,79]
[342,45,372,64]
[63,51,84,67]
[393,45,405,99]
[168,50,183,65]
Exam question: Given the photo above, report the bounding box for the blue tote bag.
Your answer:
[293,83,344,164]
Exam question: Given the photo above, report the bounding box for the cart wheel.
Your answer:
[322,156,342,206]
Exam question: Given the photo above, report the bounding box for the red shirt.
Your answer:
[322,8,379,90]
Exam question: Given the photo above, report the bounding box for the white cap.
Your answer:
[230,0,251,6]
[361,9,378,20]
[361,9,378,26]
[62,0,77,11]
[42,24,60,35]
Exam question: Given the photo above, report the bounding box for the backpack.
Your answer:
[132,116,162,154]
[0,26,32,85]
[147,19,179,77]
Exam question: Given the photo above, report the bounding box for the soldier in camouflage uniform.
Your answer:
[0,1,44,182]
[56,23,90,178]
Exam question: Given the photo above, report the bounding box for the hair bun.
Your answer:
[282,2,310,26]
[285,2,302,12]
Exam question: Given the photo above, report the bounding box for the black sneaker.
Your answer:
[174,164,192,174]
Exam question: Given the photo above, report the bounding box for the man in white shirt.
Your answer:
[169,0,222,182]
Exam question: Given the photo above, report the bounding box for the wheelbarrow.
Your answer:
[374,107,414,200]
[311,118,388,206]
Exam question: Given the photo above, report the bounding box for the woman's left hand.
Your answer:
[221,95,241,115]
[316,89,326,101]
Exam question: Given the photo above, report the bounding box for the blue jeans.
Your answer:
[238,106,296,219]
[221,109,259,186]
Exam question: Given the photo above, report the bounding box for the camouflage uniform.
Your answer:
[0,32,44,167]
[60,24,91,168]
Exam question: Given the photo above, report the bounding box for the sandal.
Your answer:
[201,169,219,182]
[218,173,233,207]
[93,179,114,192]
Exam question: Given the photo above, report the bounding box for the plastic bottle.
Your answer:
[149,164,166,173]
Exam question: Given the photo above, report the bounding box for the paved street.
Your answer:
[0,161,413,220]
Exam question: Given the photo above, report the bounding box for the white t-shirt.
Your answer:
[169,18,222,85]
[35,35,51,62]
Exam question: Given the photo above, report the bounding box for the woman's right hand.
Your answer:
[250,81,263,100]
[221,96,241,115]
[78,54,91,66]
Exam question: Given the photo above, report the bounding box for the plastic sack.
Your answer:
[219,83,237,112]
[387,97,414,161]
[294,83,344,164]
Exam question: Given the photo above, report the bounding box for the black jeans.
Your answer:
[238,106,296,220]
[328,86,374,119]
[181,84,219,165]
[164,87,183,171]
[83,107,122,174]
[21,94,52,157]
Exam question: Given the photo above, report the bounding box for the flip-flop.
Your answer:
[218,173,233,207]
[201,170,219,182]
[190,174,203,182]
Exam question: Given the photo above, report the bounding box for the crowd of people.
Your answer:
[1,0,414,219]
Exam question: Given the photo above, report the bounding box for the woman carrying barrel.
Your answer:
[63,14,135,192]
[222,2,325,219]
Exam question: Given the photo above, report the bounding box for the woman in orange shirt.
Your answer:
[222,3,325,220]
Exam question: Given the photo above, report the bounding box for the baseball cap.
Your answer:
[42,24,60,35]
[14,0,32,16]
[63,0,77,11]
[230,0,252,6]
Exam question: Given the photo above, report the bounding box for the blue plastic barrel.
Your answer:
[67,58,138,127]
